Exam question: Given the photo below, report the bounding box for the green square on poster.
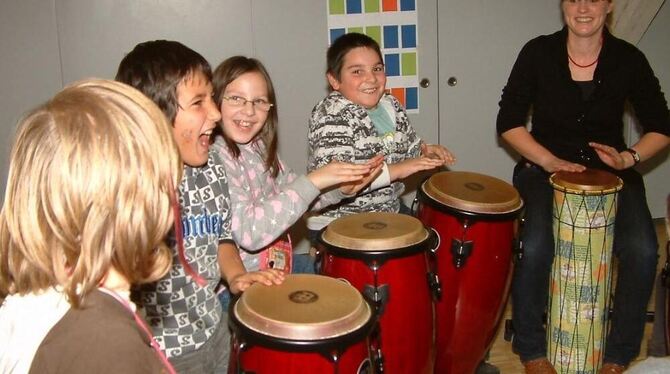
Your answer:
[401,52,417,76]
[329,0,345,15]
[349,26,364,34]
[366,26,382,45]
[364,0,380,13]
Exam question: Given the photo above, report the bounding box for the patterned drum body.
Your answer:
[320,212,435,374]
[548,169,623,374]
[416,171,523,374]
[229,274,374,373]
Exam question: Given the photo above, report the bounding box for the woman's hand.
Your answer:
[539,156,586,173]
[421,143,456,166]
[228,269,285,294]
[307,157,381,190]
[589,142,633,170]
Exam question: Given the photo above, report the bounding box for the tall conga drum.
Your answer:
[416,171,523,374]
[547,169,623,373]
[319,212,437,374]
[228,274,375,373]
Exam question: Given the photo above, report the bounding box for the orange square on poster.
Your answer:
[382,0,398,12]
[390,88,405,107]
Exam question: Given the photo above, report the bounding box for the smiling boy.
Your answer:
[116,40,283,373]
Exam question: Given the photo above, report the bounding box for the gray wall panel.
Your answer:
[0,0,62,199]
[56,0,254,83]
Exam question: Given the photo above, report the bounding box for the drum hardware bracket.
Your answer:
[363,284,389,315]
[374,347,385,373]
[320,349,342,365]
[427,272,442,301]
[451,238,474,269]
[513,236,524,263]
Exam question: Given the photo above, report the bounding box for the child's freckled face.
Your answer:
[173,71,221,167]
[327,47,386,109]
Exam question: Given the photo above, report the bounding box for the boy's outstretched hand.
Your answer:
[420,142,456,166]
[307,156,382,190]
[339,154,385,195]
[388,155,445,181]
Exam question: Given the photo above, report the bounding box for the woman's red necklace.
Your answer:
[568,37,602,68]
[568,53,598,68]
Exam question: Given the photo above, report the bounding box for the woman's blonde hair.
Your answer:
[0,79,181,307]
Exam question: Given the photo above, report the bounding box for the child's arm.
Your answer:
[384,95,455,181]
[217,242,284,294]
[214,141,322,251]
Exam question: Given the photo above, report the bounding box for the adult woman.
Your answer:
[496,1,670,373]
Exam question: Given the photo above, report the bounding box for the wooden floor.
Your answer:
[488,218,669,373]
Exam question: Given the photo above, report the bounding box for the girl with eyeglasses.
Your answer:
[211,56,383,298]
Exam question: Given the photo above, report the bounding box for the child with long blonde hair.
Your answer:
[0,79,180,373]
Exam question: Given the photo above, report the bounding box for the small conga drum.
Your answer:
[319,212,437,374]
[416,171,523,374]
[228,274,375,373]
[547,169,623,373]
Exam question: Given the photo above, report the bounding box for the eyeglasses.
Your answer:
[221,95,273,112]
[563,0,606,4]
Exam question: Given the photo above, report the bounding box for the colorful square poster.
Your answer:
[327,0,419,112]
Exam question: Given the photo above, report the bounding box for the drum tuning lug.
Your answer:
[513,237,524,262]
[374,348,385,373]
[451,238,474,269]
[428,227,441,254]
[427,272,442,301]
[411,197,419,216]
[327,350,341,363]
[363,284,389,315]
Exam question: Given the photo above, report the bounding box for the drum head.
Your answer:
[320,212,429,251]
[234,274,371,341]
[550,169,623,195]
[421,171,523,215]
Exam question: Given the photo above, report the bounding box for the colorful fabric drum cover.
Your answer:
[548,169,623,373]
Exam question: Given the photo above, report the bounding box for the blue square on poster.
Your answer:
[330,28,346,44]
[385,54,400,77]
[346,0,362,14]
[400,0,416,11]
[405,87,418,109]
[383,25,399,49]
[401,25,416,48]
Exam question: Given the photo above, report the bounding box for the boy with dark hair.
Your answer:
[116,40,283,373]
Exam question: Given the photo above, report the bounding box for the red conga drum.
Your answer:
[228,274,375,374]
[320,212,437,374]
[416,171,523,374]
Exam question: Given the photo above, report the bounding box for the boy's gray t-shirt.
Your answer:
[139,150,232,359]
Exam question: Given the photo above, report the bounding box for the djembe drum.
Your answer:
[228,274,375,373]
[547,169,623,373]
[319,212,437,374]
[415,171,523,374]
